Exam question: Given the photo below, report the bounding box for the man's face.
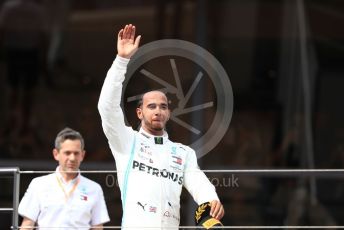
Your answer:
[53,139,85,174]
[136,91,170,135]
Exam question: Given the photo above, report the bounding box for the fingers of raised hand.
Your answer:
[122,24,135,41]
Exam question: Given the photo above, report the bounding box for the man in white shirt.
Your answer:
[18,127,110,230]
[98,24,224,229]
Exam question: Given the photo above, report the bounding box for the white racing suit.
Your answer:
[98,56,219,229]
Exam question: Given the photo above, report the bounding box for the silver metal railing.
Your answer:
[0,167,20,230]
[3,168,344,229]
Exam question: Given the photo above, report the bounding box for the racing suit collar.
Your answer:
[139,127,169,145]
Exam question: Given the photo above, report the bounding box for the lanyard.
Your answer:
[56,175,80,202]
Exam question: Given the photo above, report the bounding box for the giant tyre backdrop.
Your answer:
[122,39,233,158]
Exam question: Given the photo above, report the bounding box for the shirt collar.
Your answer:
[55,166,80,185]
[139,127,168,145]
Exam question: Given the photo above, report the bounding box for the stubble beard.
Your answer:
[142,116,164,131]
[147,122,165,134]
[152,126,163,131]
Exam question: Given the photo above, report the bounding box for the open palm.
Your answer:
[117,24,141,59]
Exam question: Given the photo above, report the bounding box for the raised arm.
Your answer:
[117,24,141,59]
[98,24,141,154]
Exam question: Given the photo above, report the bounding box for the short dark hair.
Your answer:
[136,90,168,108]
[54,127,84,150]
[137,94,144,108]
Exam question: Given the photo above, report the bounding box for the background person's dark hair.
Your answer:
[54,127,85,150]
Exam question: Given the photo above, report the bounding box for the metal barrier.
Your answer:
[0,167,20,230]
[4,168,344,229]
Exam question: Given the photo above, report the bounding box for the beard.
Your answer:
[152,126,163,131]
[142,117,165,133]
[150,120,164,131]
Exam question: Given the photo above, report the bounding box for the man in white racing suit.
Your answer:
[98,24,224,229]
